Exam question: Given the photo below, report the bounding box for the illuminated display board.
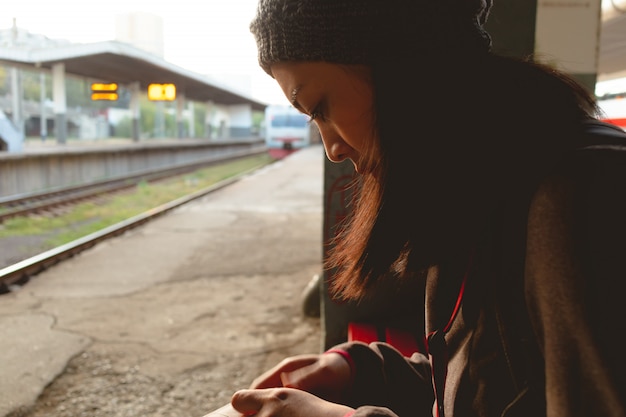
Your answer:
[91,83,118,101]
[148,83,176,101]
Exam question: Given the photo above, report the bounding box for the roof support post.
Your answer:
[51,63,67,145]
[39,72,47,142]
[226,104,252,138]
[534,0,602,93]
[8,67,24,152]
[205,100,215,140]
[129,82,141,142]
[176,92,185,139]
[188,101,195,138]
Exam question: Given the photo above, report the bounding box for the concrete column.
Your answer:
[40,72,47,141]
[2,67,25,153]
[227,104,252,138]
[129,82,141,142]
[205,100,215,140]
[320,159,358,350]
[188,101,195,138]
[176,92,185,138]
[154,101,165,138]
[52,63,67,144]
[598,0,626,82]
[534,0,602,92]
[10,67,24,137]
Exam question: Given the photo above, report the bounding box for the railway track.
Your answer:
[0,151,276,294]
[0,148,267,223]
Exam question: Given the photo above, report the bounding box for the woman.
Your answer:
[231,0,626,416]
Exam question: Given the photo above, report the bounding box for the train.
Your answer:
[264,105,313,150]
[597,96,626,130]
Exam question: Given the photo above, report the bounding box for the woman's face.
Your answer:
[270,61,376,173]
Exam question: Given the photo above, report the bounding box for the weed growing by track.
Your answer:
[0,153,276,249]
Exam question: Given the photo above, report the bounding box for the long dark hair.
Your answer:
[326,50,600,300]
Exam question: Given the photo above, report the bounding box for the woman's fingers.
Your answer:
[250,355,321,389]
[246,353,352,404]
[281,352,351,394]
[231,389,263,416]
[232,388,298,417]
[231,388,353,417]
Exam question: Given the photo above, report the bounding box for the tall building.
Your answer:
[115,12,164,58]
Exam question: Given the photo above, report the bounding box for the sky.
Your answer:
[3,0,626,104]
[2,0,291,106]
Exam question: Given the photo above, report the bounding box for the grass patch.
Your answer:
[0,153,276,247]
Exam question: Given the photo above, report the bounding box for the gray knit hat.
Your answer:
[250,0,493,77]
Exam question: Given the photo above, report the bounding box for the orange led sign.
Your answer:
[148,83,176,101]
[91,93,119,101]
[91,83,118,101]
[91,83,118,91]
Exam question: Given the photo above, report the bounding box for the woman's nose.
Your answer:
[322,134,350,163]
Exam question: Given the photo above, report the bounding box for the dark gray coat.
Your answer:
[331,121,626,417]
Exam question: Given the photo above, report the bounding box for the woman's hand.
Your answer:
[232,387,354,417]
[250,353,351,402]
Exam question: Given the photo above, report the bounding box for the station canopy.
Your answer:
[0,40,267,112]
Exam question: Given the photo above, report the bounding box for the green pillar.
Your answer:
[320,158,356,350]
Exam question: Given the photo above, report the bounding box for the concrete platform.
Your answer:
[0,144,325,417]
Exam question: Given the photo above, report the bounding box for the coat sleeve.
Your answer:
[331,341,434,417]
[525,149,626,417]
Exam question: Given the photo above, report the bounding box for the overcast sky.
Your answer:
[3,0,626,103]
[2,0,290,105]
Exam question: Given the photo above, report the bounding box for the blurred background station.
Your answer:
[0,0,625,152]
[2,0,626,363]
[1,2,626,416]
[2,0,626,369]
[0,0,312,154]
[1,0,626,153]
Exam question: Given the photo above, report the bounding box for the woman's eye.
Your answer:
[309,106,324,122]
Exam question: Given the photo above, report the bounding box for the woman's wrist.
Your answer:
[324,348,355,386]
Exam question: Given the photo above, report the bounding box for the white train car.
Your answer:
[597,95,626,130]
[264,105,312,150]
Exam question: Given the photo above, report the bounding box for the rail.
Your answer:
[0,157,275,294]
[0,147,267,222]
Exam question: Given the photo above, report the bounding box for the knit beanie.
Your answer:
[250,0,493,77]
